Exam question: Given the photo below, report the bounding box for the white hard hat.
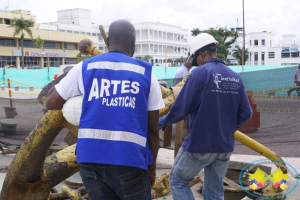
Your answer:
[186,33,219,63]
[62,95,83,126]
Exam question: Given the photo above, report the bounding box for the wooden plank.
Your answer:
[163,125,172,147]
[174,120,184,157]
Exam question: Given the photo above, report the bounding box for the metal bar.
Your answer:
[174,120,184,157]
[242,0,245,71]
[163,125,172,147]
[7,79,12,108]
[99,25,109,50]
[234,130,287,173]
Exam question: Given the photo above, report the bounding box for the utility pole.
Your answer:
[242,0,245,72]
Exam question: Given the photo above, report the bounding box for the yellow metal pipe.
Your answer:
[234,130,287,173]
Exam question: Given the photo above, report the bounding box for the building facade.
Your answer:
[99,21,189,64]
[227,26,250,65]
[0,9,98,69]
[41,9,189,65]
[248,32,300,66]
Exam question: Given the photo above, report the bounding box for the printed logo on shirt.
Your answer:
[87,78,139,109]
[239,159,299,199]
[211,73,240,95]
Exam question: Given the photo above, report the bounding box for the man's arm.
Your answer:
[46,87,66,110]
[46,62,84,110]
[294,74,297,83]
[147,110,159,187]
[160,71,201,128]
[236,87,253,129]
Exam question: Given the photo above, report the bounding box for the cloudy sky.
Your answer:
[1,0,300,44]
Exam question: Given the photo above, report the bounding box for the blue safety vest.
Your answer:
[76,52,152,170]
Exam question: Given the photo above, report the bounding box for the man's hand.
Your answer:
[148,169,156,187]
[159,115,167,130]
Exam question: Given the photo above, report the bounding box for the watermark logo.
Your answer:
[239,159,299,199]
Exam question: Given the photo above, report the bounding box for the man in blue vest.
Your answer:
[47,19,165,200]
[159,33,252,200]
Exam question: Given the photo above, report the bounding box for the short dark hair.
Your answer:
[108,19,136,47]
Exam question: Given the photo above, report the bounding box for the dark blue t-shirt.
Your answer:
[159,58,252,153]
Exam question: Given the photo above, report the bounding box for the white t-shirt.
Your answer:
[295,68,300,81]
[55,62,165,111]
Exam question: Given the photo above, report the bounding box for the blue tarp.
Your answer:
[0,67,59,88]
[0,65,297,95]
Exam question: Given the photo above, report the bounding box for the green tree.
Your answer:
[191,28,201,37]
[135,56,144,61]
[143,55,153,62]
[76,52,92,63]
[175,56,185,64]
[194,27,239,64]
[9,17,33,69]
[33,36,44,68]
[167,58,173,63]
[232,46,249,65]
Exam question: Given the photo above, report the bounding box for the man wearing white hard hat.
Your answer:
[159,33,252,200]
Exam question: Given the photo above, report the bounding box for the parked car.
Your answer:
[54,64,76,79]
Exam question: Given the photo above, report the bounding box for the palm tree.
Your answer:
[10,17,33,69]
[33,36,44,68]
[232,46,249,65]
[143,55,153,62]
[191,28,201,37]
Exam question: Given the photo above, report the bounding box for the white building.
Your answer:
[99,21,188,64]
[41,8,189,65]
[248,32,300,66]
[227,26,250,65]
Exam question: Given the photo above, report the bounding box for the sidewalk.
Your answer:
[0,148,299,199]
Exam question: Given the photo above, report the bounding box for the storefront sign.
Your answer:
[13,50,67,57]
[282,46,298,53]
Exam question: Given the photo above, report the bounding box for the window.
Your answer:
[254,52,258,65]
[261,52,265,65]
[254,40,258,46]
[67,30,73,33]
[19,40,35,47]
[291,51,299,58]
[249,40,251,46]
[235,45,238,48]
[269,52,275,58]
[24,57,40,68]
[65,58,77,64]
[0,56,16,68]
[262,39,265,46]
[4,19,10,25]
[74,31,79,34]
[44,57,62,67]
[59,29,65,32]
[0,38,15,46]
[250,52,252,63]
[64,43,77,50]
[43,41,61,49]
[281,52,290,58]
[228,52,231,55]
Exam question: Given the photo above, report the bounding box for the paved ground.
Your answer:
[233,98,300,157]
[0,95,299,156]
[0,94,299,199]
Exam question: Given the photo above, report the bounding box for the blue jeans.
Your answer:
[169,147,231,200]
[79,163,151,200]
